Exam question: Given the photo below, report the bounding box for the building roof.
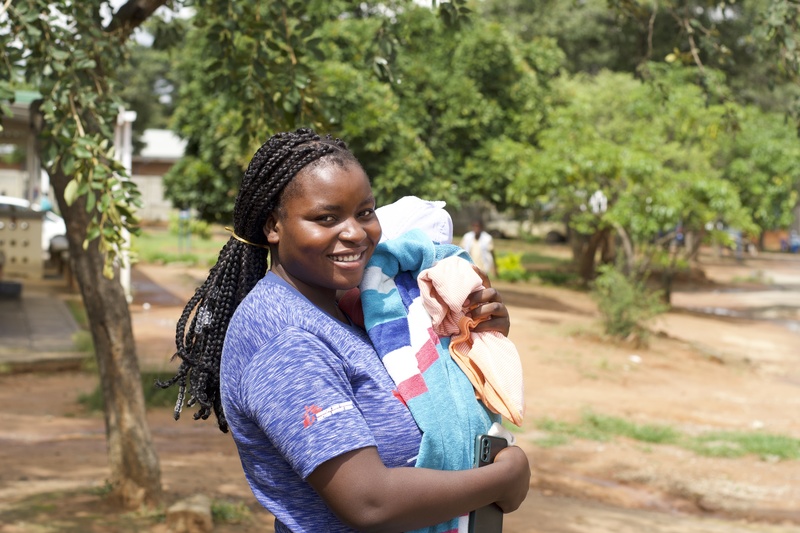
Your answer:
[138,129,186,160]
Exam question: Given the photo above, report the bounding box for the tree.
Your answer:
[165,2,561,220]
[117,22,184,151]
[1,0,176,508]
[607,0,800,125]
[163,1,391,222]
[720,107,800,246]
[486,67,754,287]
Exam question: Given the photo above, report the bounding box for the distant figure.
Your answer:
[461,219,497,277]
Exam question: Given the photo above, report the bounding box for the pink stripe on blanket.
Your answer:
[398,373,428,400]
[416,337,440,373]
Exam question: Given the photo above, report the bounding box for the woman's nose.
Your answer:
[339,218,367,241]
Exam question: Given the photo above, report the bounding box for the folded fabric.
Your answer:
[360,229,496,533]
[418,255,525,426]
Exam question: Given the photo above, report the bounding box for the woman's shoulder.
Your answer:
[234,274,314,327]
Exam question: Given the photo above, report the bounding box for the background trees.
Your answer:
[150,0,800,282]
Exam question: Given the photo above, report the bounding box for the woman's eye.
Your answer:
[358,208,376,219]
[317,215,336,223]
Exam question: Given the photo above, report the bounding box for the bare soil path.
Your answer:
[1,250,799,532]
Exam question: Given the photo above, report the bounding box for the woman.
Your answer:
[163,129,530,532]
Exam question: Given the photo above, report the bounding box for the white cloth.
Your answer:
[376,196,453,244]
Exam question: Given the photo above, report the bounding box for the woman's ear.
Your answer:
[264,214,280,244]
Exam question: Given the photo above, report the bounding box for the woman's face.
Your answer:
[265,161,381,307]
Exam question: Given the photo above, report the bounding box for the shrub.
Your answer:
[168,212,212,240]
[591,265,668,342]
[496,252,531,282]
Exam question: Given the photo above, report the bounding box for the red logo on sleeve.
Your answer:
[302,405,322,428]
[301,401,355,428]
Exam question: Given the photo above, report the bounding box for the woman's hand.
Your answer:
[464,266,510,336]
[492,446,531,513]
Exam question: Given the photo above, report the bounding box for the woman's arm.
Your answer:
[307,444,530,533]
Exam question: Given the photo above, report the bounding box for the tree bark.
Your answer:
[35,129,163,509]
[571,228,610,282]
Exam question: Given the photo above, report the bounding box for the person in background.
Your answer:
[461,219,498,278]
[161,129,530,533]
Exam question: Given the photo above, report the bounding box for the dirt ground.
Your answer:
[1,249,799,532]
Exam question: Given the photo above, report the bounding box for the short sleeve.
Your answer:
[238,326,376,480]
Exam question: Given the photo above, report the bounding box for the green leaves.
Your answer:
[3,0,146,278]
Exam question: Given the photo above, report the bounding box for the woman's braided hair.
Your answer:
[159,128,360,432]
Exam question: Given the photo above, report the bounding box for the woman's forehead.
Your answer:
[282,161,372,206]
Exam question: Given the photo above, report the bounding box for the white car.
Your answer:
[0,195,67,256]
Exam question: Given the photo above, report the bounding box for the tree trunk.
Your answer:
[40,143,163,508]
[571,228,609,282]
[600,230,617,265]
[686,230,704,263]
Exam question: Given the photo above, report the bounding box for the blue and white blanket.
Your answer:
[359,229,497,533]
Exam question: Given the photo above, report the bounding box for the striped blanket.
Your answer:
[359,229,497,533]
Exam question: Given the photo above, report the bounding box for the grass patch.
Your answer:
[582,412,680,444]
[211,499,252,524]
[78,371,179,411]
[72,330,95,354]
[533,434,570,448]
[64,298,89,329]
[64,297,96,360]
[689,431,800,460]
[132,227,228,267]
[534,269,580,287]
[534,411,800,461]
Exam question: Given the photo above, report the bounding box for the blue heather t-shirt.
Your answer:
[221,272,422,533]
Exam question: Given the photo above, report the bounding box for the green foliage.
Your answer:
[591,265,668,341]
[168,213,212,240]
[495,252,531,282]
[720,107,800,231]
[211,500,252,524]
[535,411,800,461]
[164,3,560,219]
[2,1,147,279]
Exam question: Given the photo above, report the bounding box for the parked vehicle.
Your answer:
[0,195,67,257]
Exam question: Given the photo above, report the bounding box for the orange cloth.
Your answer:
[418,256,525,425]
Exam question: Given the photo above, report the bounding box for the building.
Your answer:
[131,129,186,223]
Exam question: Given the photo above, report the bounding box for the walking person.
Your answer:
[460,220,498,278]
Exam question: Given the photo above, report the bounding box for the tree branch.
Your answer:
[646,1,657,62]
[105,0,171,40]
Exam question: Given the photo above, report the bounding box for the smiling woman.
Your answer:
[265,158,381,316]
[159,128,530,533]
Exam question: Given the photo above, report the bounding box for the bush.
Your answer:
[496,252,531,282]
[168,212,212,240]
[591,265,668,342]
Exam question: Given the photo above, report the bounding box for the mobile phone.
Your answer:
[468,434,508,533]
